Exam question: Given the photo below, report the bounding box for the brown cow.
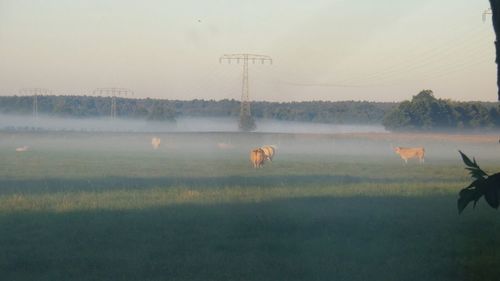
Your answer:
[250,148,265,168]
[394,146,425,164]
[261,145,276,162]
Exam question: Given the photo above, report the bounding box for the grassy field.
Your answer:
[1,131,500,280]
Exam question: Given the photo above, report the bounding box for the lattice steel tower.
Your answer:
[220,54,272,131]
[19,88,51,119]
[92,88,134,119]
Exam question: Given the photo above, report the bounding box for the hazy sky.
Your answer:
[0,0,496,102]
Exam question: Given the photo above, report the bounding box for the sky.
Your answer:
[0,0,496,102]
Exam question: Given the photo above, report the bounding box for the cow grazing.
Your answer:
[151,137,161,150]
[394,146,425,164]
[261,145,276,162]
[15,146,29,152]
[250,148,266,168]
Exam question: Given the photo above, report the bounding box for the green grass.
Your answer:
[1,132,500,280]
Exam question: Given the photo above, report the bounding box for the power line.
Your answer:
[337,28,491,85]
[276,24,492,88]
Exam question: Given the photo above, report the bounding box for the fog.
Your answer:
[0,114,386,134]
[2,113,500,164]
[0,112,500,163]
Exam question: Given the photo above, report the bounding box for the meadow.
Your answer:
[1,131,500,280]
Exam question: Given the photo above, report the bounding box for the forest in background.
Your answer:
[0,95,393,124]
[383,90,500,131]
[0,92,499,131]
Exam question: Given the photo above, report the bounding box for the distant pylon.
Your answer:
[19,88,51,119]
[220,53,272,131]
[484,8,492,22]
[92,88,134,119]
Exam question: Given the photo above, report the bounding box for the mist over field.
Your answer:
[0,114,386,134]
[2,113,500,163]
[2,121,500,280]
[1,85,500,281]
[1,130,499,164]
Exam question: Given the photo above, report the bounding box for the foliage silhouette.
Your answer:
[457,151,500,214]
[458,1,500,214]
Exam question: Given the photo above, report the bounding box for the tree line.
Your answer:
[0,93,499,130]
[0,95,393,124]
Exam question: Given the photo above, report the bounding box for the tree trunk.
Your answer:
[490,0,500,100]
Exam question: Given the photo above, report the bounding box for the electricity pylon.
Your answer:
[220,53,272,131]
[92,88,134,119]
[484,8,492,22]
[19,88,51,119]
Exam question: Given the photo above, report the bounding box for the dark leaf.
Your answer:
[483,174,500,209]
[461,181,477,192]
[459,150,474,166]
[483,187,499,209]
[457,153,500,214]
[465,168,488,180]
[488,173,500,181]
[459,151,488,180]
[460,180,479,194]
[459,150,476,167]
[457,187,483,214]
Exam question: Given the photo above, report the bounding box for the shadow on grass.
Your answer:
[1,195,499,281]
[0,174,458,196]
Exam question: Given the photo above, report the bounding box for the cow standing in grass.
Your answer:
[151,137,161,150]
[15,146,29,152]
[261,145,276,162]
[250,148,265,168]
[394,146,425,164]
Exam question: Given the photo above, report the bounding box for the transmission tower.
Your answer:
[92,88,134,119]
[484,8,492,22]
[19,88,51,119]
[220,53,272,131]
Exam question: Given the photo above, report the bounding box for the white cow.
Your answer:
[261,145,276,162]
[151,137,161,150]
[15,146,29,152]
